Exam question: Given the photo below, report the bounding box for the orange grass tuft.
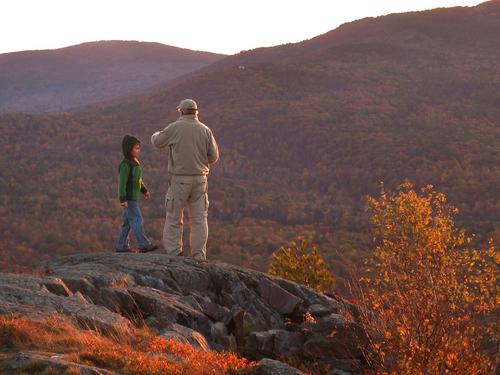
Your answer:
[0,314,254,374]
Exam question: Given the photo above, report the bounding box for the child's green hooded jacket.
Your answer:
[118,135,148,203]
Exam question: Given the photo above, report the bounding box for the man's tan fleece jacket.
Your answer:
[151,114,219,175]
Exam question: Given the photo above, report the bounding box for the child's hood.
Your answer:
[122,135,141,158]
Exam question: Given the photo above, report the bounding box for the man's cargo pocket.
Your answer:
[165,193,174,213]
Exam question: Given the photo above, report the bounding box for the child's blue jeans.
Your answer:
[116,201,151,250]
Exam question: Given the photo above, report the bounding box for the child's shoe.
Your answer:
[138,243,159,253]
[115,247,134,253]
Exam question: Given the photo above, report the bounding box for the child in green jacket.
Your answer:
[116,135,158,253]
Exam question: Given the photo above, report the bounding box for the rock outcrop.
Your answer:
[0,252,365,374]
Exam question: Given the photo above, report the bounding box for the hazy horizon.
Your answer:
[0,0,484,55]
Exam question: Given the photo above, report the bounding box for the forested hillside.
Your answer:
[1,1,499,282]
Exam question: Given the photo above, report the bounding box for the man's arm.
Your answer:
[151,124,174,149]
[207,130,219,165]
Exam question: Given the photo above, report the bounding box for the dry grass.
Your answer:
[0,314,254,374]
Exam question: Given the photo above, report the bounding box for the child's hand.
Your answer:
[121,201,128,208]
[144,191,151,199]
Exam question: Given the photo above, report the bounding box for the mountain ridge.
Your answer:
[0,40,225,113]
[199,0,500,70]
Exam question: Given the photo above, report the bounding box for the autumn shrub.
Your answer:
[347,180,498,374]
[268,236,335,293]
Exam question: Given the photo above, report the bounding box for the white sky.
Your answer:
[0,0,484,55]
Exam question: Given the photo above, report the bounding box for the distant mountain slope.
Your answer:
[0,41,225,113]
[1,1,499,279]
[208,0,500,67]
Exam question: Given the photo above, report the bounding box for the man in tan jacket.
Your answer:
[151,99,219,261]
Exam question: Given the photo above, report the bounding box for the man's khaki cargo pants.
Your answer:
[163,174,209,260]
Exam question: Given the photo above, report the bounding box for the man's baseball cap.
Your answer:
[177,99,198,111]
